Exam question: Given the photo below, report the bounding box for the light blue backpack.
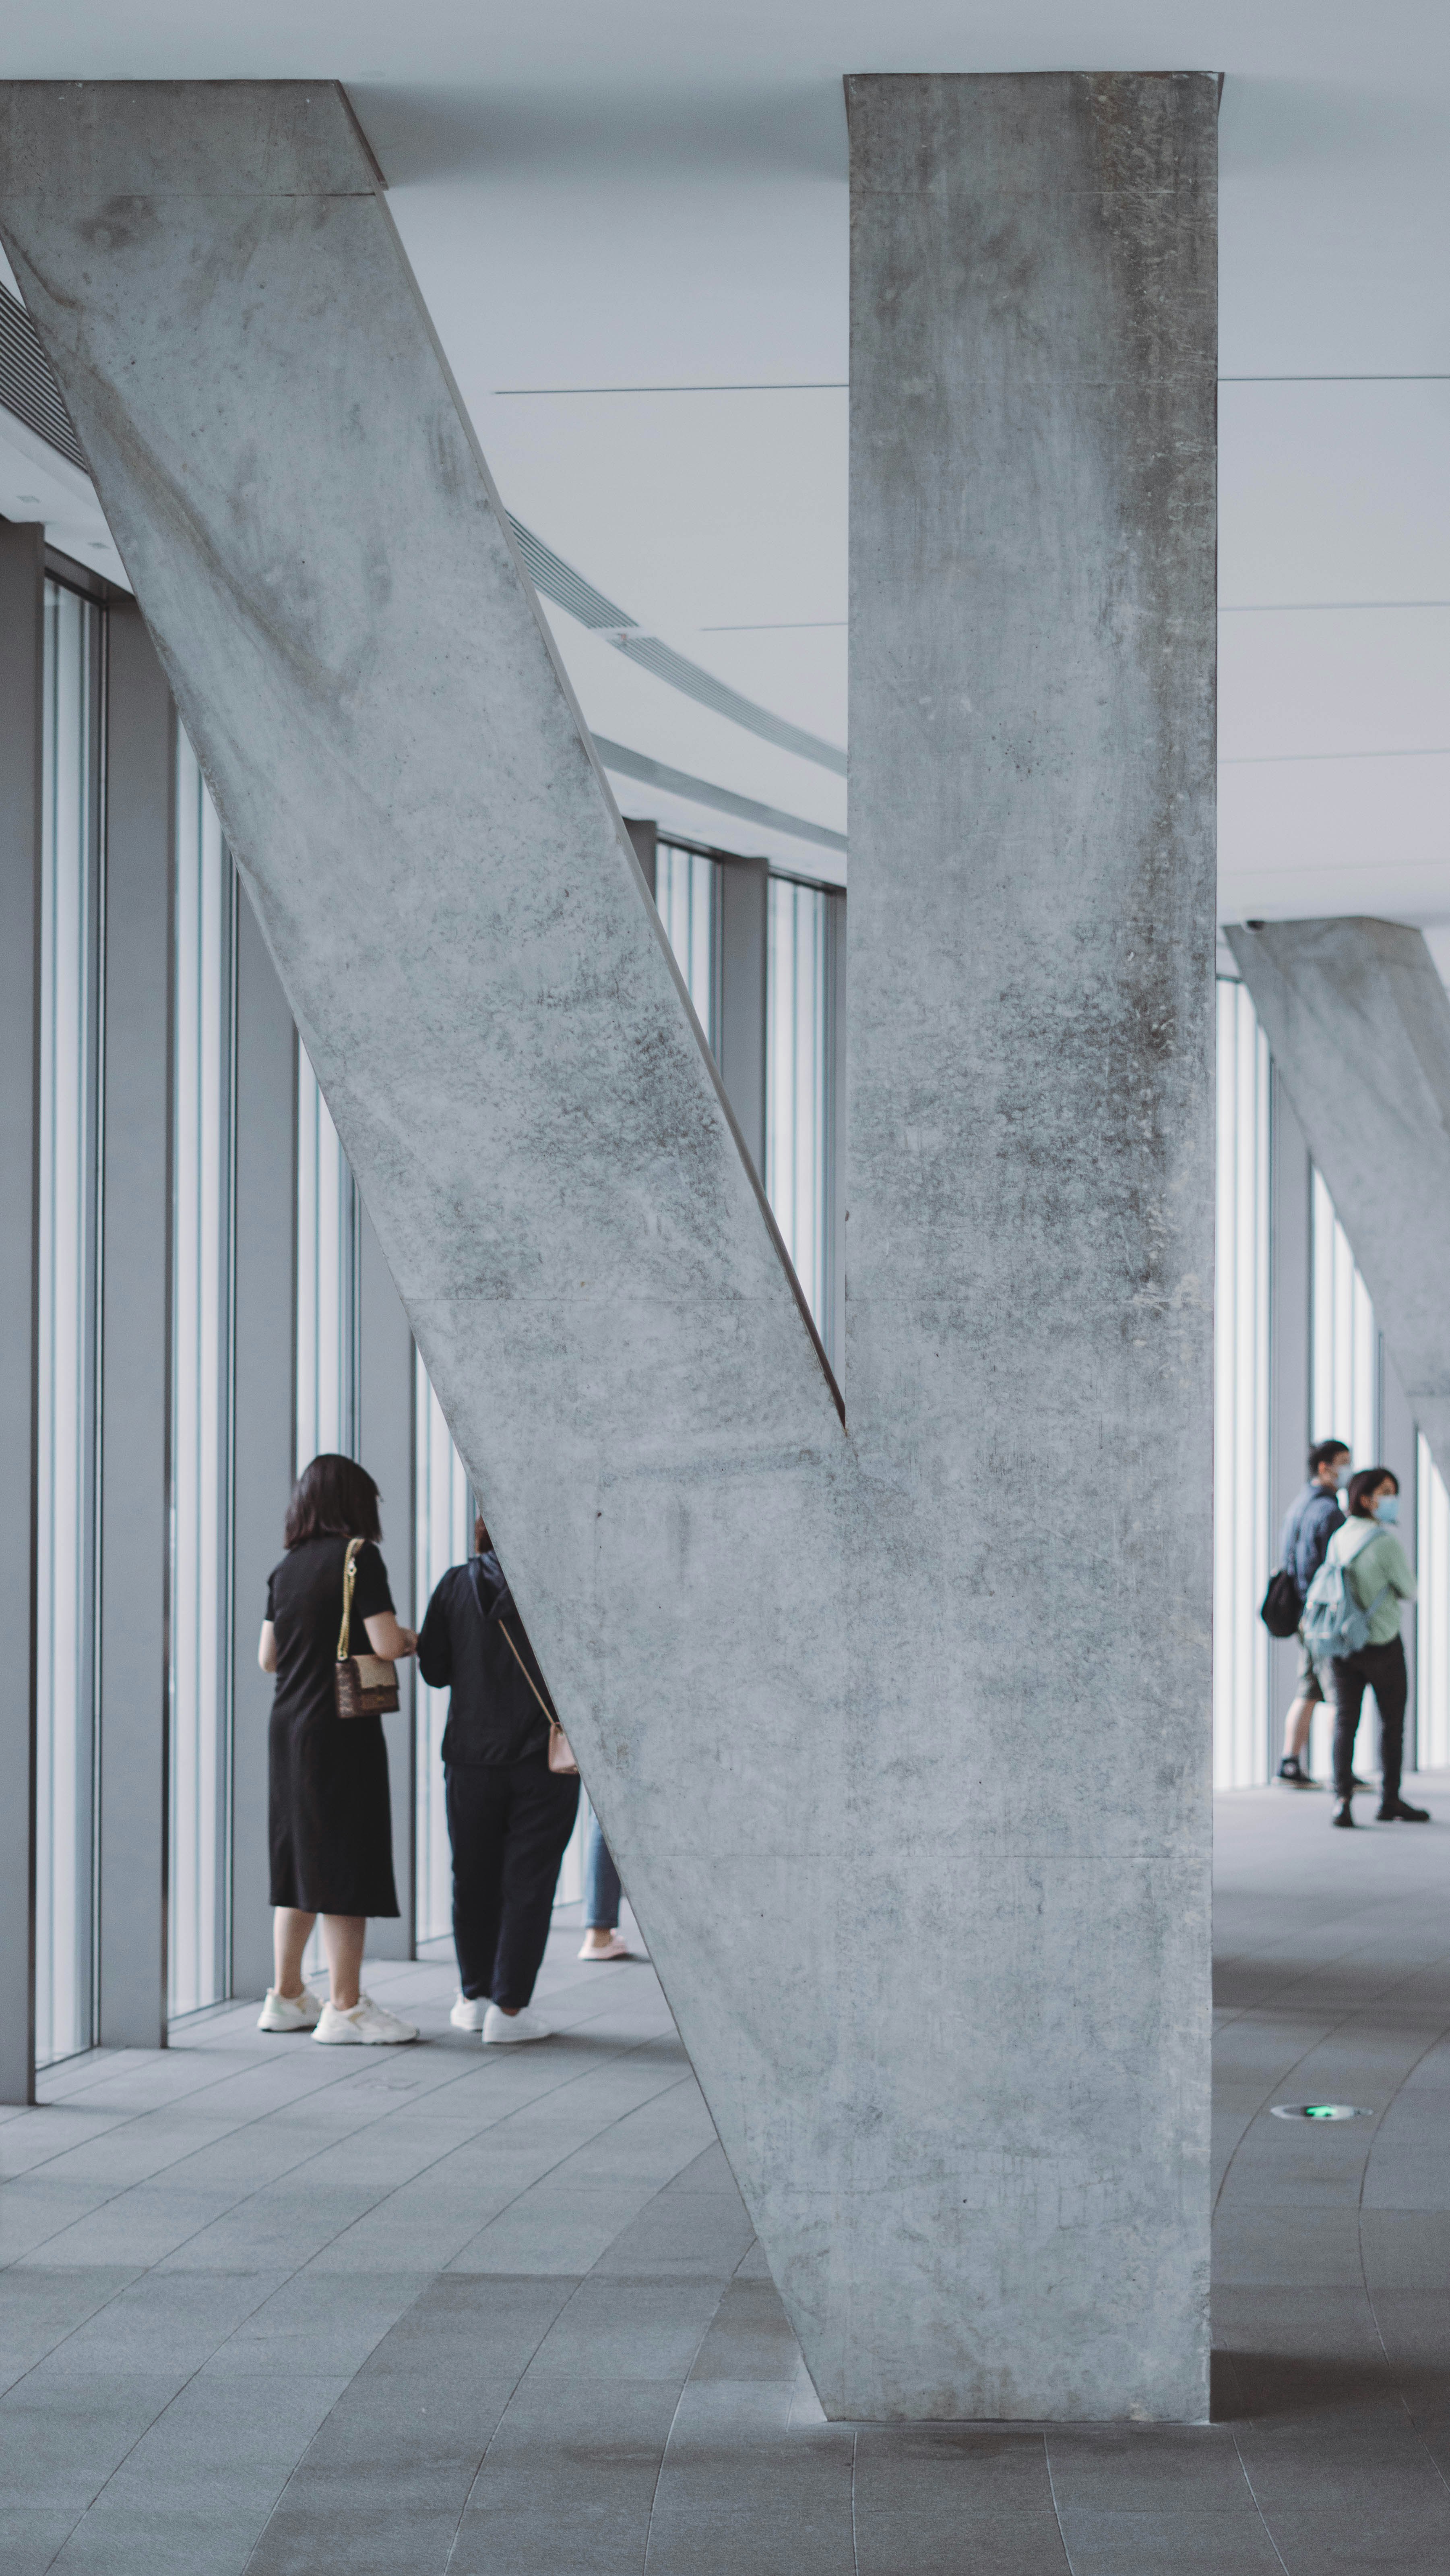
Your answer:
[1300,1539,1391,1662]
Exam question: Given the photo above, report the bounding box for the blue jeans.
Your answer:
[584,1806,621,1929]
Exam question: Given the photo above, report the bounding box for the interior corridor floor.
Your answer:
[3,1776,1449,2576]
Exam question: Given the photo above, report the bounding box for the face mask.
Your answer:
[1375,1495,1400,1525]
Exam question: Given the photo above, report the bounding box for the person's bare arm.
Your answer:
[364,1611,417,1660]
[258,1620,278,1674]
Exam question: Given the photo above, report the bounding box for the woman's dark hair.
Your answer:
[1347,1465,1396,1520]
[285,1454,382,1548]
[473,1515,491,1556]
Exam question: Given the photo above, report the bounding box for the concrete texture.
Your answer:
[0,73,1215,2415]
[2,1794,1449,2573]
[1227,917,1450,1482]
[844,73,1218,2416]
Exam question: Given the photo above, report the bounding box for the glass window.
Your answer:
[1213,979,1271,1788]
[296,1045,359,1468]
[169,735,235,2017]
[655,841,720,1050]
[1417,1435,1450,1769]
[766,877,830,1341]
[1310,1167,1378,1470]
[35,579,102,2068]
[414,1353,473,1944]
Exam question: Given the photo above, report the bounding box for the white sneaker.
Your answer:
[313,1992,419,2046]
[450,1992,491,2030]
[577,1932,633,1961]
[257,1985,322,2033]
[481,2004,551,2044]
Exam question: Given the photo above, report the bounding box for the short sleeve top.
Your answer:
[266,1536,395,1732]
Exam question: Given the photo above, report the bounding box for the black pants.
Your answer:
[446,1757,580,2010]
[1330,1636,1406,1804]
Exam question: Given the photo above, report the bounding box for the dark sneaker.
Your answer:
[1377,1798,1430,1822]
[1332,1801,1356,1828]
[1277,1757,1314,1786]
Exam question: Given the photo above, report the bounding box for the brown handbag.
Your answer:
[498,1618,578,1775]
[334,1535,401,1719]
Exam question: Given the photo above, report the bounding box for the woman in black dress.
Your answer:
[257,1454,420,2045]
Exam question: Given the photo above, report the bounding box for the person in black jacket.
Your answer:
[417,1518,580,2044]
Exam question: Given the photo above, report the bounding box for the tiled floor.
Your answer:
[3,1781,1448,2574]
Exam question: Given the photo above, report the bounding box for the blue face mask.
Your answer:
[1376,1494,1400,1525]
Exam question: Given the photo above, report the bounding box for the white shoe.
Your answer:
[313,1992,419,2046]
[450,1992,491,2030]
[481,2004,552,2044]
[257,1985,322,2033]
[577,1932,633,1961]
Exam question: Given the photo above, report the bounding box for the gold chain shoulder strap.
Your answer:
[337,1536,362,1662]
[498,1618,557,1725]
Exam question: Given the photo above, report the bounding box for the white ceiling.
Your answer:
[4,4,1450,918]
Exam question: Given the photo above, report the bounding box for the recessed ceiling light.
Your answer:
[90,541,107,552]
[16,492,39,505]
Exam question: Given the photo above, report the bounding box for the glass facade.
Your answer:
[1417,1437,1450,1769]
[296,1045,359,1470]
[1310,1168,1378,1471]
[655,840,720,1049]
[1213,980,1272,1789]
[169,739,235,2016]
[34,579,102,2069]
[414,1352,473,1943]
[766,876,832,1343]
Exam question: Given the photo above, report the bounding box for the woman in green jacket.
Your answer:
[1326,1466,1427,1828]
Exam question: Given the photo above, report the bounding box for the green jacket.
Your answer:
[1326,1518,1416,1646]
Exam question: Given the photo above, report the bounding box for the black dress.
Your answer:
[266,1535,400,1917]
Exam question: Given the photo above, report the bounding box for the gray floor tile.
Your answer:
[644,2395,854,2573]
[1053,2506,1285,2572]
[1261,2499,1450,2573]
[450,2377,682,2576]
[1044,2421,1254,2511]
[853,2425,1065,2576]
[687,2277,803,2385]
[525,2275,725,2381]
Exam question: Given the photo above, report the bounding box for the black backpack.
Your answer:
[1259,1566,1303,1639]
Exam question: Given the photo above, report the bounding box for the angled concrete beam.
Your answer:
[1227,917,1450,1475]
[0,73,1215,2418]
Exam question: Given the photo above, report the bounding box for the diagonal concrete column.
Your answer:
[1227,917,1450,1479]
[0,73,1215,2418]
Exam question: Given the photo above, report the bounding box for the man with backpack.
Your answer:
[1306,1467,1428,1829]
[1272,1439,1351,1786]
[417,1518,580,2042]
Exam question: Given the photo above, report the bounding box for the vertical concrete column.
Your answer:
[1269,1066,1312,1740]
[357,1203,415,1958]
[717,857,768,1178]
[95,600,174,2048]
[846,73,1217,2416]
[0,518,44,2104]
[229,903,295,1999]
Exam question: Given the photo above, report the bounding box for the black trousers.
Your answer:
[446,1757,580,2010]
[1330,1635,1406,1804]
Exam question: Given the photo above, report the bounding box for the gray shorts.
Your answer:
[1296,1630,1330,1703]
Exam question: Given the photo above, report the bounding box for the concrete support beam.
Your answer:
[96,600,173,2049]
[0,73,1215,2416]
[229,902,296,2001]
[0,518,44,2105]
[1227,919,1450,1487]
[845,71,1217,2415]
